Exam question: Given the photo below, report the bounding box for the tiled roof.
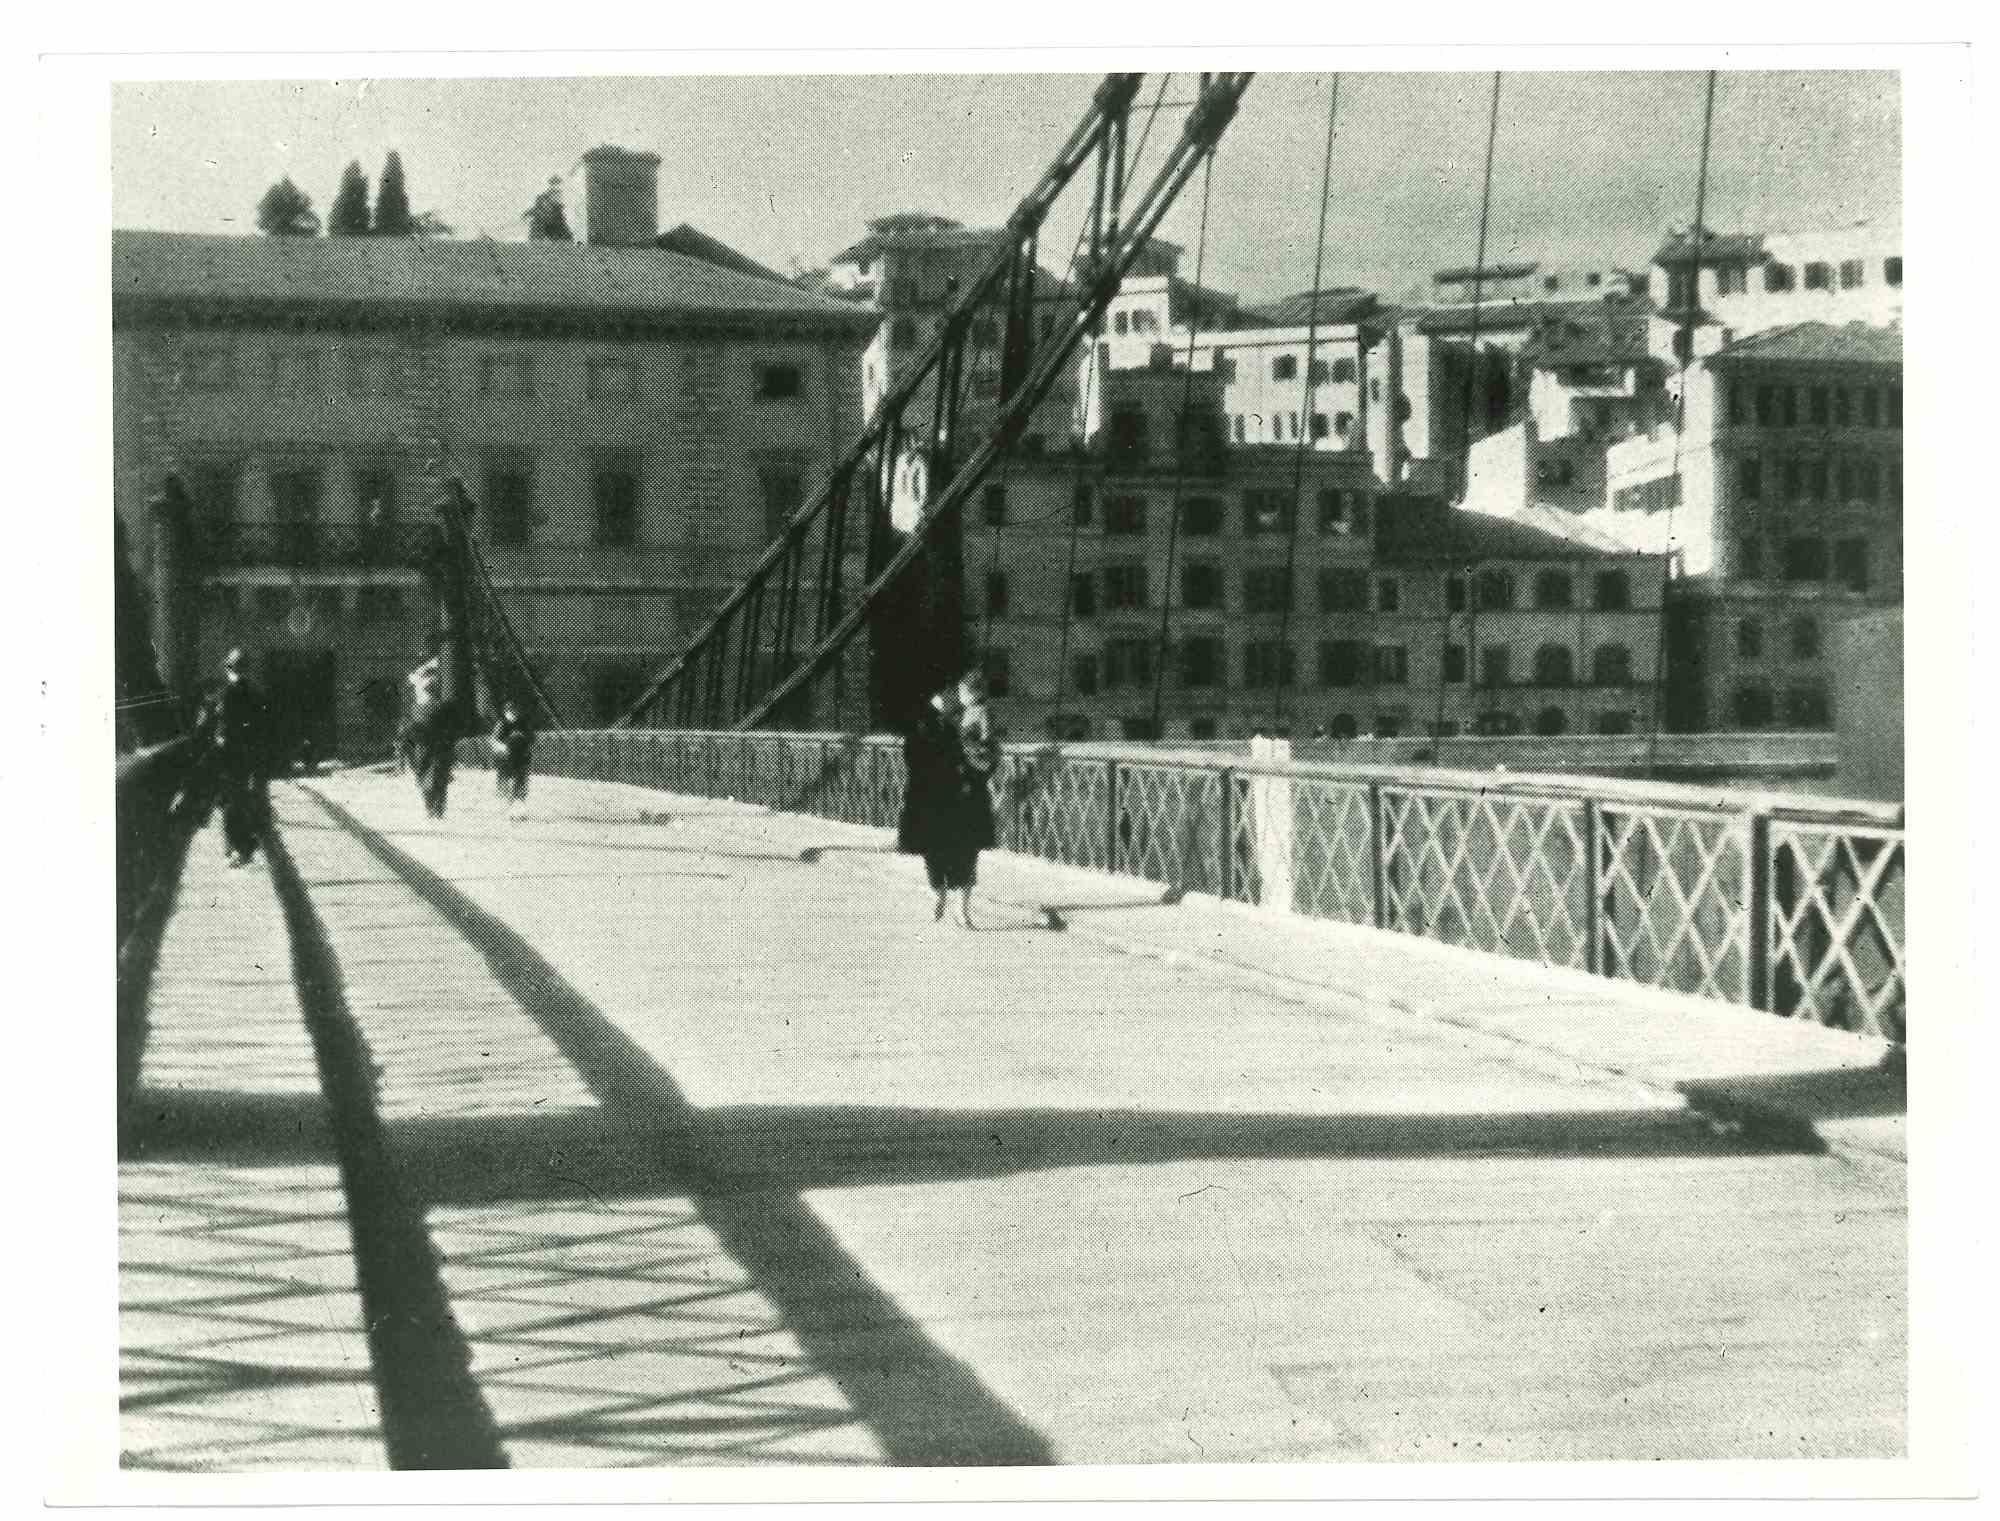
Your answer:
[1376,499,1647,563]
[113,228,879,331]
[1238,288,1380,328]
[831,222,1002,265]
[655,223,789,285]
[1709,321,1902,366]
[1653,229,1766,266]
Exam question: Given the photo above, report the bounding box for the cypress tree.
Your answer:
[373,151,414,236]
[328,160,372,236]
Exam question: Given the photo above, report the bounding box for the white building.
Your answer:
[1649,220,1902,365]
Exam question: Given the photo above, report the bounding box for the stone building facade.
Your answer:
[115,189,875,755]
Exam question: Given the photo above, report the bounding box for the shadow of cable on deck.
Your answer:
[301,785,1055,1467]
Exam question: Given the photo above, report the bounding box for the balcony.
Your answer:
[200,520,438,572]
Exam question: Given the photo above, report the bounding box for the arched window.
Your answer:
[1475,569,1515,611]
[1533,569,1573,609]
[1732,683,1775,728]
[1533,644,1575,686]
[1593,569,1631,610]
[1592,643,1634,686]
[1534,705,1568,736]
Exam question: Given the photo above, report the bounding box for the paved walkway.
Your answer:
[117,768,1906,1469]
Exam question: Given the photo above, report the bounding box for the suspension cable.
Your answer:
[1269,73,1341,738]
[1434,70,1503,755]
[1147,146,1220,738]
[1647,69,1718,768]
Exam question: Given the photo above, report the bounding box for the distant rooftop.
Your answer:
[655,223,789,285]
[1377,498,1654,564]
[112,229,878,334]
[1653,229,1768,267]
[1709,321,1903,367]
[1239,288,1381,328]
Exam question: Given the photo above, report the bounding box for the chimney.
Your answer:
[579,146,661,248]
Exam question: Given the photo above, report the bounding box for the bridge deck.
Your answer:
[117,768,1906,1469]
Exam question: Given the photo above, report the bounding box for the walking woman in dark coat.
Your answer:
[896,675,1000,927]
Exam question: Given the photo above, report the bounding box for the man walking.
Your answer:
[209,648,270,866]
[489,699,536,821]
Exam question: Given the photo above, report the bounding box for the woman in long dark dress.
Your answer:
[897,687,981,924]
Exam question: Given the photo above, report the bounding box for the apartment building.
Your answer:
[1650,220,1903,363]
[114,149,877,753]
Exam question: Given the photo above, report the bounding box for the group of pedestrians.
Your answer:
[896,670,1000,929]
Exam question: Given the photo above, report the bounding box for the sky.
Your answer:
[110,70,1900,303]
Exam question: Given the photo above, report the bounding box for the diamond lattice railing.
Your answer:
[1003,754,1111,871]
[1378,787,1590,970]
[1113,764,1222,893]
[1598,804,1749,1004]
[1288,778,1377,927]
[1769,821,1906,1041]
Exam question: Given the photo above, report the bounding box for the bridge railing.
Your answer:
[466,729,1906,1043]
[117,739,199,954]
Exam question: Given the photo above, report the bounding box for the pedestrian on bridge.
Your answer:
[895,673,1000,928]
[404,657,456,819]
[206,647,271,867]
[489,699,535,820]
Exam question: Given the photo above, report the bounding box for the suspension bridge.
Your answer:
[114,71,1907,1470]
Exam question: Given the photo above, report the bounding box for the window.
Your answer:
[1181,561,1223,610]
[1764,263,1796,293]
[1783,536,1829,582]
[1308,359,1329,384]
[1840,259,1866,290]
[1859,458,1882,505]
[1737,618,1764,660]
[587,357,641,400]
[1884,256,1903,288]
[1232,415,1246,443]
[1317,488,1368,535]
[1334,411,1354,440]
[1727,381,1747,426]
[1716,265,1748,295]
[1782,459,1805,502]
[594,454,641,546]
[1071,574,1097,619]
[1533,569,1573,610]
[1108,408,1150,467]
[1595,710,1636,736]
[1071,653,1099,695]
[1102,562,1149,610]
[356,585,404,624]
[1318,639,1365,687]
[1372,645,1409,685]
[1310,413,1331,441]
[1593,644,1634,686]
[1593,569,1632,611]
[269,466,322,563]
[1131,309,1159,335]
[1835,537,1871,593]
[1243,566,1292,614]
[1803,261,1833,291]
[1102,638,1153,689]
[1188,717,1218,740]
[1332,357,1357,383]
[476,353,535,398]
[1272,355,1298,381]
[1073,482,1095,526]
[1737,457,1763,502]
[759,462,804,538]
[1319,569,1367,614]
[981,484,1008,527]
[184,458,242,549]
[1442,643,1467,683]
[1790,615,1822,661]
[485,461,534,545]
[984,571,1010,618]
[1376,577,1401,613]
[1534,705,1569,736]
[178,343,237,392]
[1475,569,1515,611]
[1732,682,1776,728]
[353,465,398,559]
[1214,353,1238,382]
[1833,388,1851,426]
[1809,458,1831,502]
[1446,575,1467,613]
[1754,385,1777,426]
[270,347,326,397]
[1113,312,1129,335]
[1781,386,1799,427]
[1104,495,1147,535]
[1242,490,1294,536]
[1243,641,1296,689]
[1533,644,1575,686]
[1837,458,1856,500]
[1180,496,1222,536]
[982,649,1012,698]
[1180,637,1224,688]
[1481,644,1512,688]
[1861,387,1881,427]
[1888,386,1902,427]
[1785,685,1832,729]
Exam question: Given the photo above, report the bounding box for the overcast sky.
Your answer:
[111,70,1900,302]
